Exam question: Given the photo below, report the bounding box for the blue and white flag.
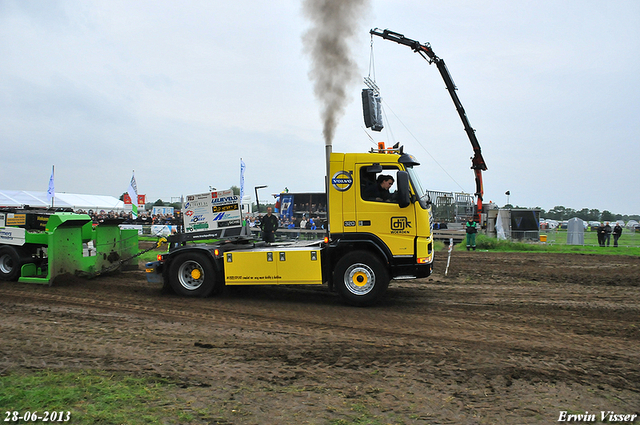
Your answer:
[281,194,293,220]
[47,166,55,205]
[240,159,246,202]
[128,171,138,218]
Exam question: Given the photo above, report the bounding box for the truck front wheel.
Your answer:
[0,246,23,281]
[334,251,389,306]
[168,252,219,297]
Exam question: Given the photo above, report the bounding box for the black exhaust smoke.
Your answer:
[302,0,371,147]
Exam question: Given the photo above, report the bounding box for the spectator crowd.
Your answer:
[75,209,322,232]
[71,208,325,242]
[247,214,326,231]
[76,209,182,226]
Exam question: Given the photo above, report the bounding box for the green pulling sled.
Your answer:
[0,208,138,285]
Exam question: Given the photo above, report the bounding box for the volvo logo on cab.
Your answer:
[332,171,353,192]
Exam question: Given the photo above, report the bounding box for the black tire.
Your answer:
[333,251,389,306]
[168,252,219,297]
[0,246,23,282]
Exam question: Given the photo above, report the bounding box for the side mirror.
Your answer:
[397,171,411,208]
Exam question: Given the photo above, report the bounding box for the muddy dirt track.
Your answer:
[1,251,640,424]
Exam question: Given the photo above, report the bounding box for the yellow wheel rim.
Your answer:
[344,263,375,295]
[191,269,202,280]
[352,271,368,287]
[177,259,206,291]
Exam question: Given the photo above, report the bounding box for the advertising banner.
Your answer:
[182,189,242,235]
[280,194,293,220]
[123,194,146,208]
[0,227,26,246]
[152,206,174,216]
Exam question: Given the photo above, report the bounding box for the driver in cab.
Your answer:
[363,174,395,202]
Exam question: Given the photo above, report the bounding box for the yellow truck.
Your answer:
[146,144,434,306]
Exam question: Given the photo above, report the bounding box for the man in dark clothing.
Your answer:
[363,174,394,202]
[260,207,278,243]
[465,219,478,251]
[597,223,605,247]
[613,223,623,247]
[603,222,612,247]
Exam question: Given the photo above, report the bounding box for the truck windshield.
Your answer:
[407,167,430,209]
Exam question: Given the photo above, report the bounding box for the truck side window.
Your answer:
[360,167,399,203]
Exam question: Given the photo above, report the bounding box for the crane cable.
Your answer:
[382,100,466,193]
[367,35,396,147]
[368,36,466,193]
[368,34,376,81]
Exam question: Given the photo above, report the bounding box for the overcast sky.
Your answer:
[2,0,639,215]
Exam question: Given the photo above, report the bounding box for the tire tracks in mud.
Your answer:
[2,283,638,375]
[3,252,640,424]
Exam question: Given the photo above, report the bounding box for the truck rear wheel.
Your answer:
[168,252,219,297]
[334,251,389,306]
[0,246,24,281]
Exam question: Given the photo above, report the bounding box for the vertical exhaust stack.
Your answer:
[302,0,370,232]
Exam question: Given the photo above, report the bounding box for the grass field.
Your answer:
[542,227,639,247]
[466,229,640,256]
[0,370,196,425]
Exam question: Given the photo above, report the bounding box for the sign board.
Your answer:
[182,189,242,236]
[152,206,174,216]
[0,227,26,246]
[5,213,26,226]
[123,194,146,207]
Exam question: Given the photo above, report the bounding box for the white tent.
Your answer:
[0,190,124,211]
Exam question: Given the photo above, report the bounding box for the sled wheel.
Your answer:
[0,246,24,281]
